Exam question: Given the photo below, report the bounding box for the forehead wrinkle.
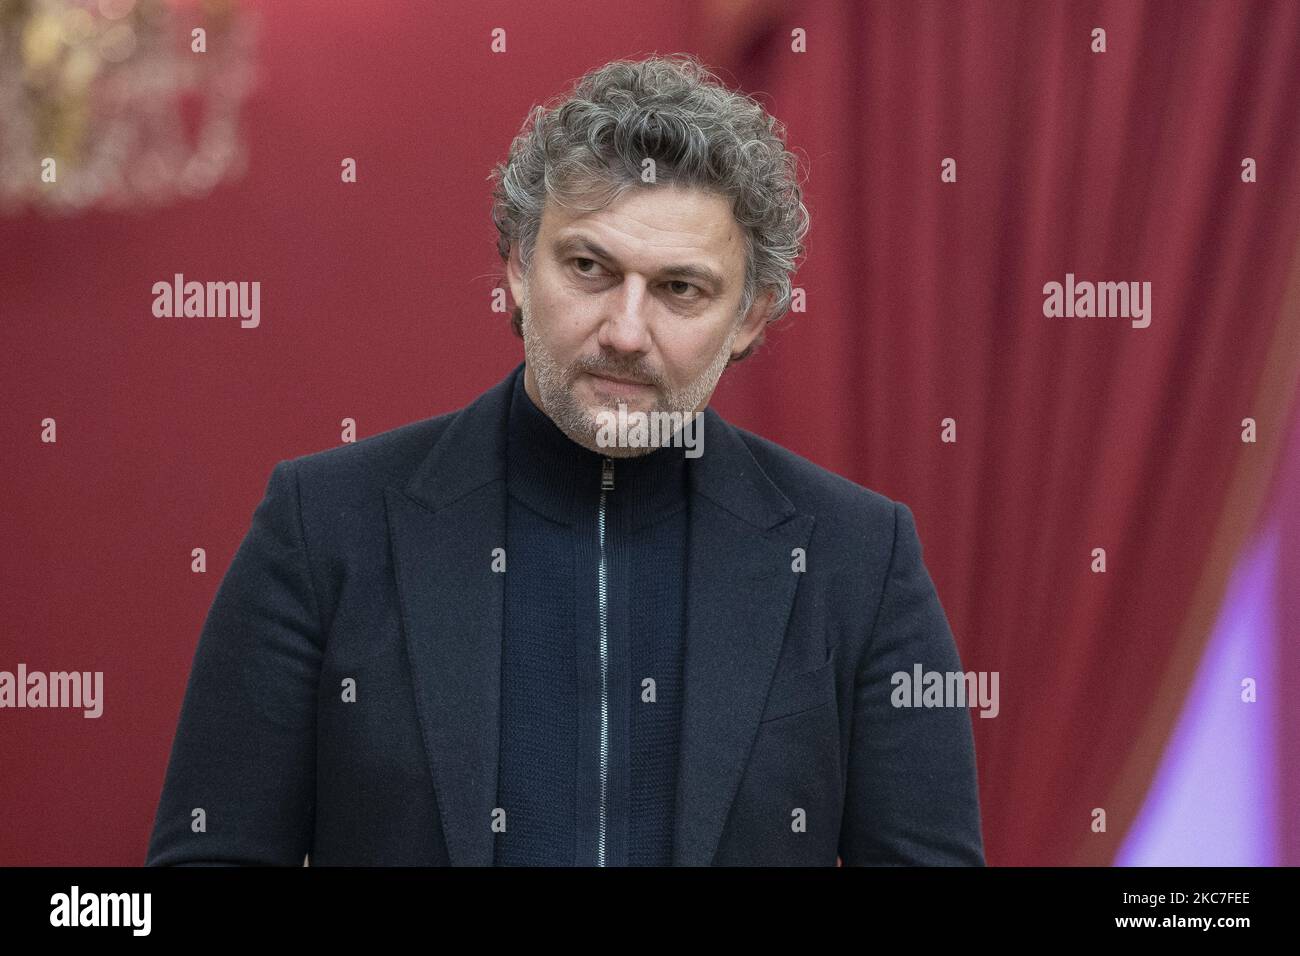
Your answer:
[539,182,742,271]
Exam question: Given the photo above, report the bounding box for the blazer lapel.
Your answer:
[671,408,815,865]
[387,369,513,867]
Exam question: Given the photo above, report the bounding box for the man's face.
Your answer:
[507,183,771,457]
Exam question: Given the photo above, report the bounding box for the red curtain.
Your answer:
[693,0,1300,865]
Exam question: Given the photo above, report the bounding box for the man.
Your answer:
[146,54,984,866]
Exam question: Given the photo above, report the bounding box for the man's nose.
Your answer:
[596,275,653,354]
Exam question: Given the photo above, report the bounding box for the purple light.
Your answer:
[1116,524,1279,865]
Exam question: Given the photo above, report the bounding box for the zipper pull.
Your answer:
[601,457,615,491]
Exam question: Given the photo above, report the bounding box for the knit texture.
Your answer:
[494,369,689,866]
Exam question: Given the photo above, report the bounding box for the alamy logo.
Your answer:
[152,273,260,328]
[50,886,150,936]
[595,403,703,458]
[0,664,103,718]
[1043,272,1151,328]
[890,664,999,718]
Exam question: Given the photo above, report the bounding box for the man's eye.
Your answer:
[572,260,699,300]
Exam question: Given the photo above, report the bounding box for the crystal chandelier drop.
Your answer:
[0,0,257,216]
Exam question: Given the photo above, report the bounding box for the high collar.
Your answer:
[506,363,688,531]
[399,360,798,533]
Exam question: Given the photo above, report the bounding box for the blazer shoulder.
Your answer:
[278,406,460,497]
[727,422,899,529]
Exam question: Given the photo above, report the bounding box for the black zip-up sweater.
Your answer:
[494,368,689,866]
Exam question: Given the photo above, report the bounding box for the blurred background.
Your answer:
[2,0,1298,866]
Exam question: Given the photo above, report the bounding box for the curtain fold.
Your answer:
[694,0,1300,865]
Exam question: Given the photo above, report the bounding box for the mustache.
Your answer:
[576,361,657,386]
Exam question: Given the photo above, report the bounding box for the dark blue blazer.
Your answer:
[146,361,985,866]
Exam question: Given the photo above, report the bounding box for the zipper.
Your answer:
[596,457,614,865]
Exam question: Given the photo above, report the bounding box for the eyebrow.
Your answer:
[552,234,726,293]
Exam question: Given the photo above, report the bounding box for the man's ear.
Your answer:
[506,245,527,311]
[732,290,775,356]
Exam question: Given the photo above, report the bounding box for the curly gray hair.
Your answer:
[488,53,810,364]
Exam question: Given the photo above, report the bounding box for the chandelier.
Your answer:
[0,0,257,216]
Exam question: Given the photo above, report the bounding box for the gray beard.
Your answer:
[519,291,735,457]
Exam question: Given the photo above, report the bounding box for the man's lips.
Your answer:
[585,370,654,393]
